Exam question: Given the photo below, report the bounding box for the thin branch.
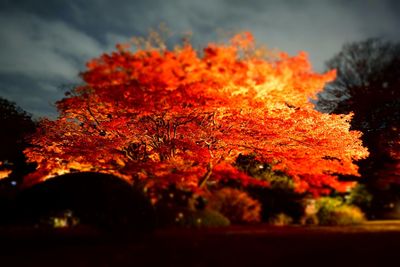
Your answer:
[199,162,213,188]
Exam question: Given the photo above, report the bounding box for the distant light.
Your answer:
[11,181,17,186]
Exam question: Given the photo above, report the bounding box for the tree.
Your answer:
[316,38,400,189]
[0,97,36,184]
[24,32,368,196]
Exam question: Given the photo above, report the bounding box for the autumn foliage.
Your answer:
[24,32,368,195]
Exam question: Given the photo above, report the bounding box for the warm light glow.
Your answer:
[24,32,368,195]
[0,169,12,180]
[0,161,12,180]
[42,161,95,181]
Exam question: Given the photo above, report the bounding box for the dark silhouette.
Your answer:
[9,172,156,233]
[0,97,36,220]
[0,97,36,186]
[236,155,304,222]
[317,39,400,218]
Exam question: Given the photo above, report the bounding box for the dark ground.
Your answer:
[1,221,400,267]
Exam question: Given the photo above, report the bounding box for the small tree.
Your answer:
[25,32,368,196]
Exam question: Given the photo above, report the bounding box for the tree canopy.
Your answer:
[24,32,368,195]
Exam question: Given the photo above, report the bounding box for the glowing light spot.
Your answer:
[0,169,12,180]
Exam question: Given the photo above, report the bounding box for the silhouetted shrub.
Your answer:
[235,154,304,222]
[167,208,230,228]
[153,185,216,228]
[368,186,400,219]
[12,172,156,233]
[0,177,20,225]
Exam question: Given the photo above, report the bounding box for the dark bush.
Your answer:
[157,207,230,228]
[12,172,156,233]
[368,186,400,219]
[249,186,304,223]
[0,177,20,225]
[235,154,304,222]
[153,185,211,227]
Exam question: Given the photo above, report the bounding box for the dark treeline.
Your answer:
[317,38,400,218]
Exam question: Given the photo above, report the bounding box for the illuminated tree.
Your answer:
[24,32,368,195]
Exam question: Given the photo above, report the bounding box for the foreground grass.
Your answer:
[1,221,400,267]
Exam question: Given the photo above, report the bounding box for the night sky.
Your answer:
[0,0,399,117]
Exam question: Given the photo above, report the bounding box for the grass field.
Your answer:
[1,221,400,267]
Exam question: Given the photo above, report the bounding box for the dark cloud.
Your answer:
[0,0,399,117]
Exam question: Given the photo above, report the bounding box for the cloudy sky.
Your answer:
[0,0,399,117]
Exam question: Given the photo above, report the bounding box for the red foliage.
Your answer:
[24,32,368,195]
